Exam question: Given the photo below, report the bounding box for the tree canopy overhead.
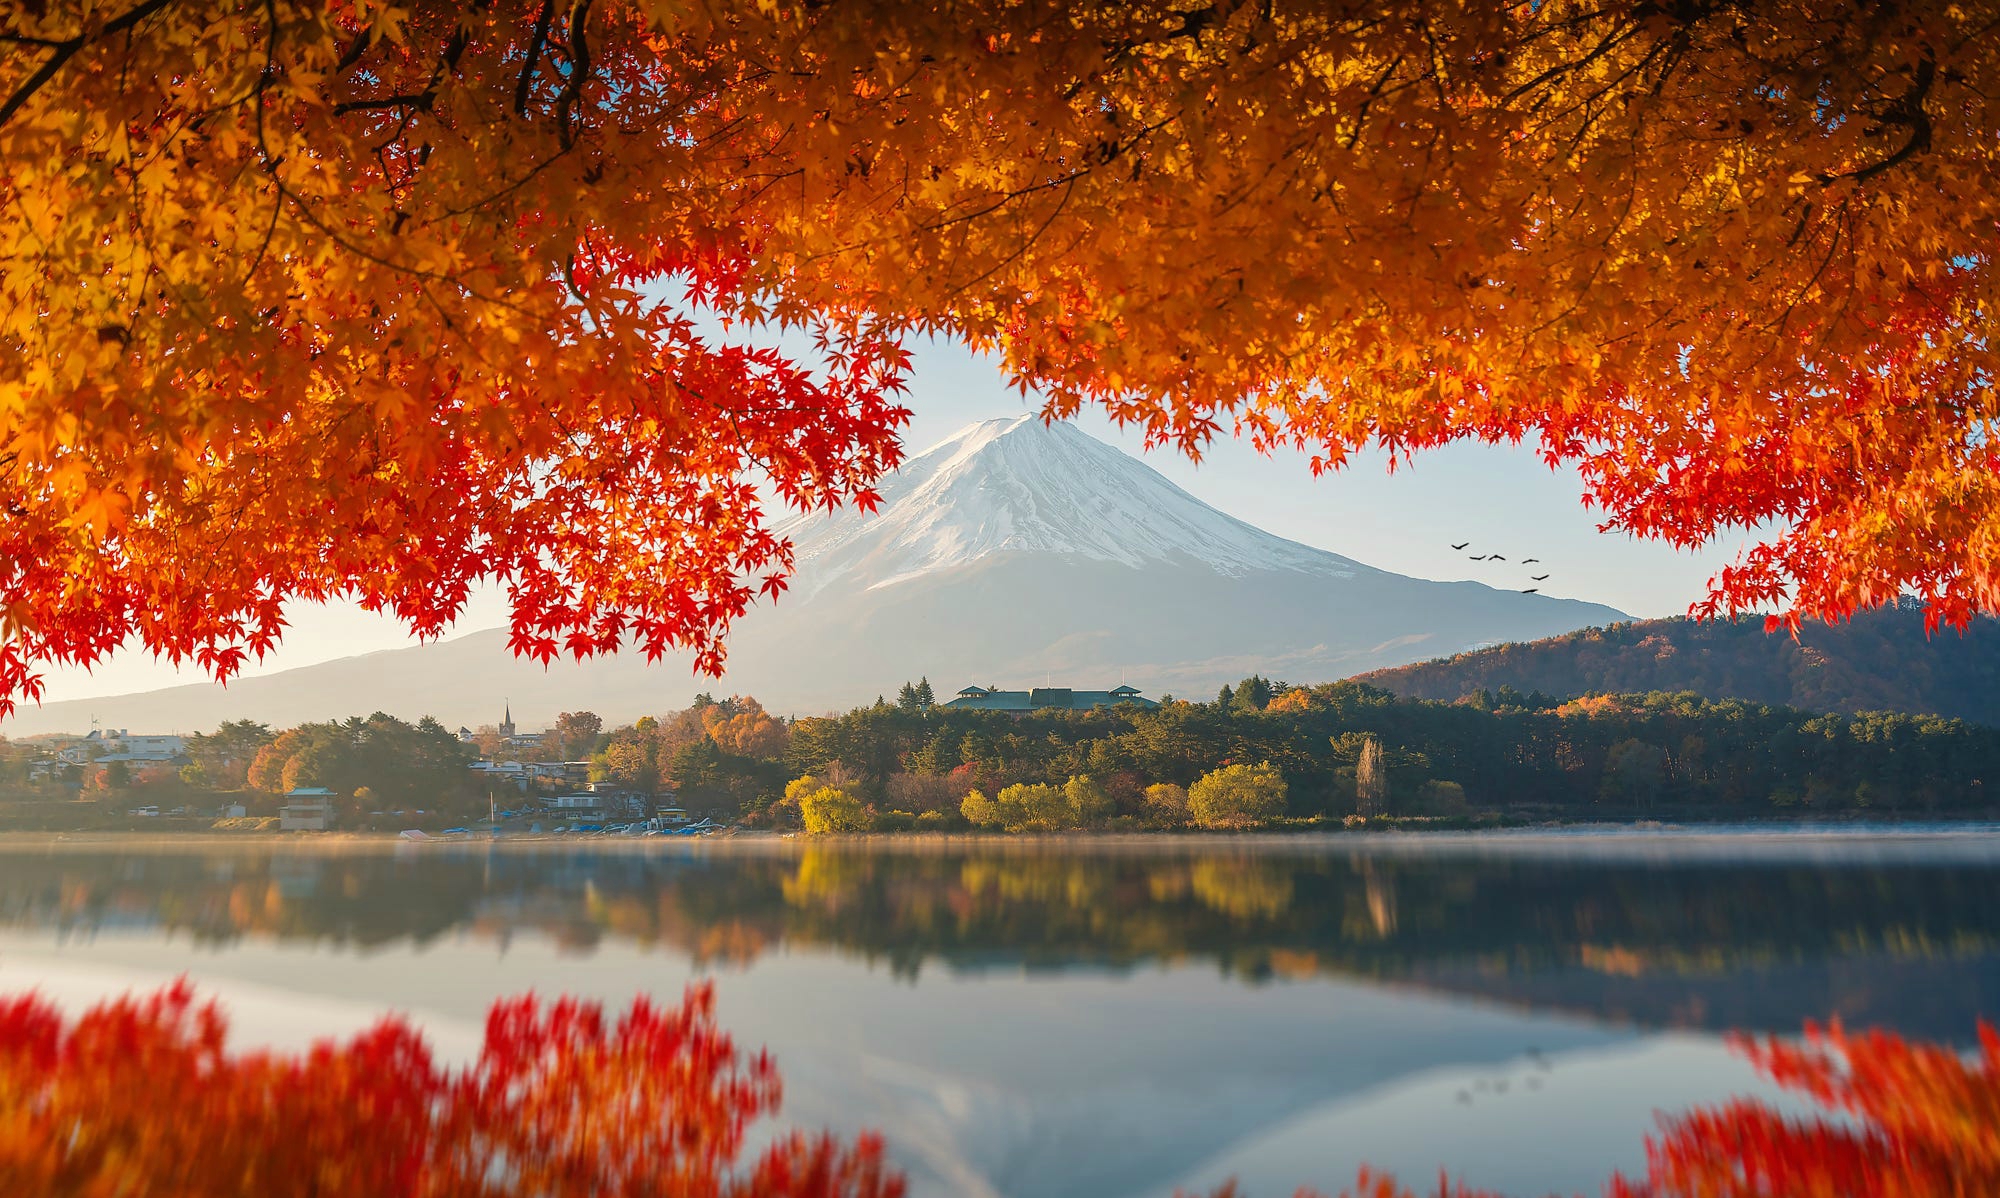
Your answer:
[2,0,1993,712]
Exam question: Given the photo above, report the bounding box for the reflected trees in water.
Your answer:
[6,976,1999,1198]
[6,845,2000,1037]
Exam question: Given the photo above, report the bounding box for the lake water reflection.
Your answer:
[1,829,1997,1197]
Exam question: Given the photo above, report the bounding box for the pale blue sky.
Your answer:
[32,336,1746,704]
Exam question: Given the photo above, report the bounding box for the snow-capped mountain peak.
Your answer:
[776,415,1365,596]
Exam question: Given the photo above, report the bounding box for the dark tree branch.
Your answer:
[1830,56,1937,183]
[334,26,373,73]
[333,92,441,114]
[514,0,555,117]
[553,0,595,150]
[0,0,178,129]
[333,11,473,121]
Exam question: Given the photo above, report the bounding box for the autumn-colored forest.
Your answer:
[9,672,1999,831]
[594,681,2000,826]
[1361,604,2000,726]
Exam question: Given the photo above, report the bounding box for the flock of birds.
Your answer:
[1450,542,1552,593]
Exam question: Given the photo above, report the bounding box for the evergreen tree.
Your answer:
[1231,675,1274,713]
[915,677,935,708]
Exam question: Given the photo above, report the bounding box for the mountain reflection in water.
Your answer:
[2,835,1998,1040]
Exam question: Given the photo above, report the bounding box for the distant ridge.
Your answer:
[5,417,1626,734]
[1353,605,2000,726]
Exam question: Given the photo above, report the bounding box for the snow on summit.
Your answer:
[776,415,1366,596]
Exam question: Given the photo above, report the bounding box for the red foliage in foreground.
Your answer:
[5,982,1996,1198]
[0,982,902,1198]
[1270,1020,2000,1198]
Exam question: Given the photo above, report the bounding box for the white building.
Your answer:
[279,787,336,831]
[469,760,530,793]
[56,730,186,767]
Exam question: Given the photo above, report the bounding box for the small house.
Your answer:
[279,787,337,832]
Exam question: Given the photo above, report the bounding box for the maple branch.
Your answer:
[334,26,372,73]
[1828,56,1936,184]
[334,92,443,114]
[332,8,475,117]
[514,0,555,117]
[1343,54,1407,151]
[553,0,596,150]
[948,175,1078,300]
[1500,8,1651,106]
[428,144,573,221]
[0,0,178,129]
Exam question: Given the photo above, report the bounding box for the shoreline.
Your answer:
[6,820,2000,861]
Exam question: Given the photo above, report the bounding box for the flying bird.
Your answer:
[1522,558,1540,564]
[1521,587,1539,593]
[1451,542,1470,550]
[1469,555,1489,561]
[1489,554,1507,561]
[1531,574,1550,581]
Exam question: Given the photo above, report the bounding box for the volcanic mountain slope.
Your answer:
[6,416,1625,733]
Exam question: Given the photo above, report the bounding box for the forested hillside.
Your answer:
[1354,605,2000,726]
[578,682,1999,822]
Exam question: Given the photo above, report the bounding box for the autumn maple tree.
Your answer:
[3,1,1995,710]
[8,976,1998,1197]
[1277,1019,2000,1198]
[0,980,902,1197]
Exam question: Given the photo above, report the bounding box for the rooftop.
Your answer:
[938,684,1159,713]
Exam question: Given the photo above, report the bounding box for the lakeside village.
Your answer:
[6,668,2000,834]
[1,705,715,837]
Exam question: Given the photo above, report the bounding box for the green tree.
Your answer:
[1063,775,1113,828]
[185,719,275,791]
[553,711,604,760]
[992,782,1072,832]
[1416,780,1472,816]
[667,738,725,792]
[1230,675,1274,713]
[800,786,869,835]
[1188,762,1288,829]
[960,789,999,828]
[597,735,659,791]
[1143,782,1190,825]
[1602,739,1668,810]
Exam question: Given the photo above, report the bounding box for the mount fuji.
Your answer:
[4,416,1625,732]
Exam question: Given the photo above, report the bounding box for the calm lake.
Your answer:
[3,828,1998,1197]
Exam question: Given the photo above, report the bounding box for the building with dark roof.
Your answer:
[939,684,1158,713]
